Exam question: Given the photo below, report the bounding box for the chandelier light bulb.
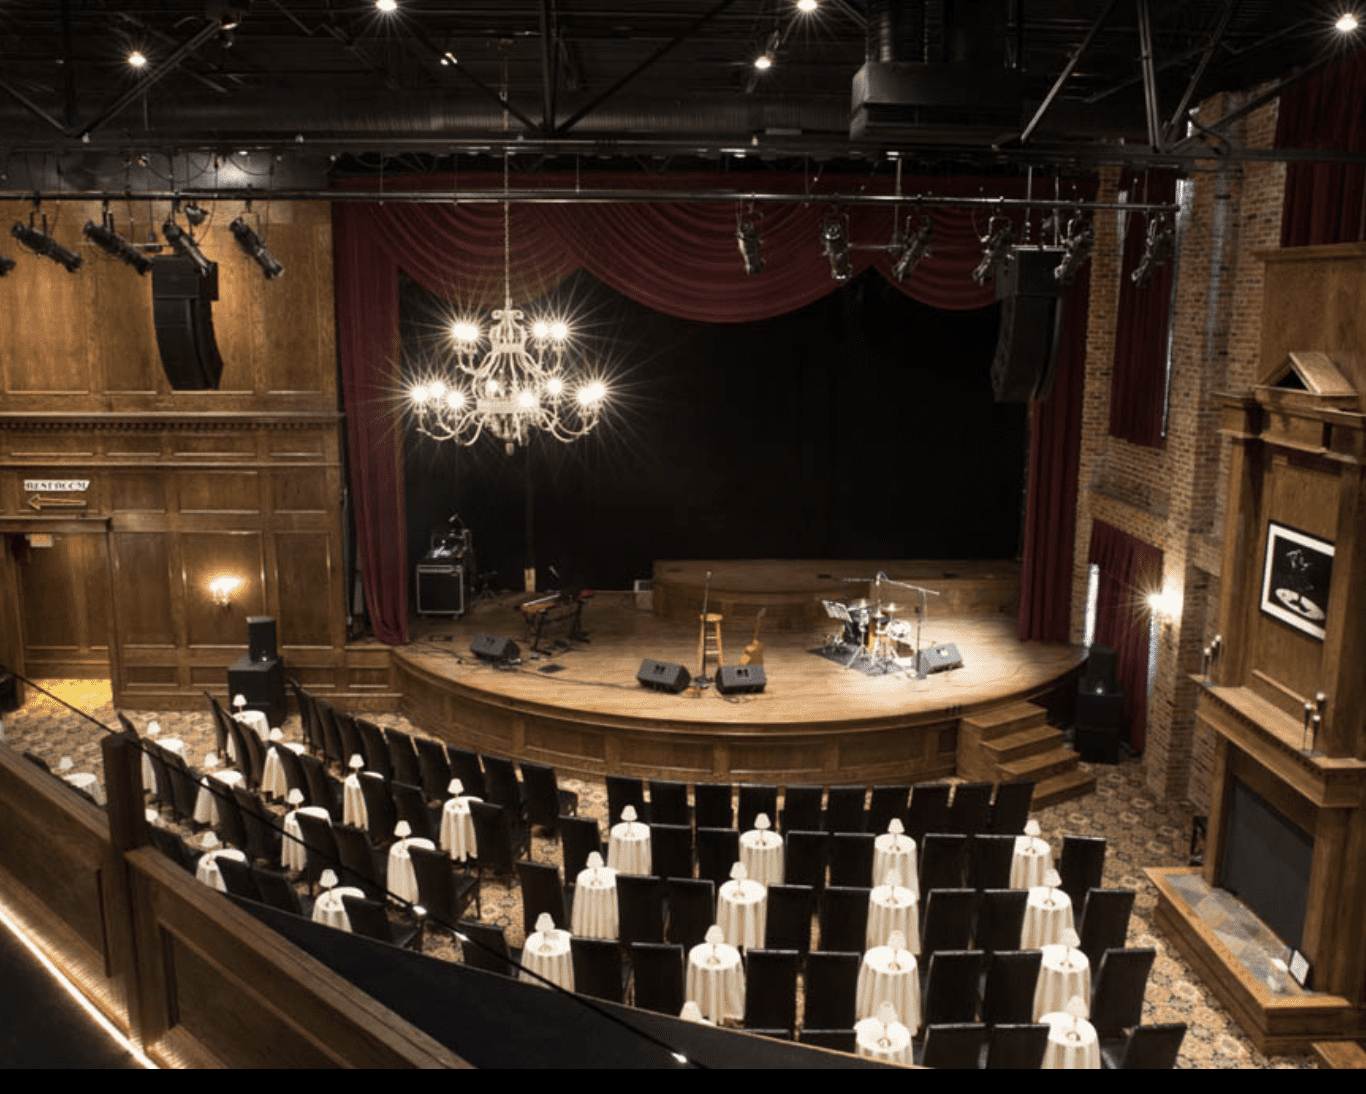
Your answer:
[549,320,570,341]
[410,384,430,404]
[451,320,479,343]
[518,391,536,408]
[547,377,564,395]
[445,390,464,409]
[532,320,550,339]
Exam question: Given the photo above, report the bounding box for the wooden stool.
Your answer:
[698,612,725,670]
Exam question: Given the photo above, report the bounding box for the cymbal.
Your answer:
[846,598,876,611]
[878,602,912,616]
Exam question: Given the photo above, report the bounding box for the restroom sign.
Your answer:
[23,479,89,492]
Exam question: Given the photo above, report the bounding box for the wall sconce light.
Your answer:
[1146,588,1181,622]
[209,575,242,607]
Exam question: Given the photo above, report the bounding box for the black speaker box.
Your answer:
[916,643,964,675]
[1076,723,1120,764]
[247,616,277,663]
[416,564,464,616]
[471,633,519,663]
[636,658,691,693]
[0,671,19,714]
[1076,684,1125,731]
[716,664,767,695]
[990,247,1068,403]
[152,256,225,390]
[227,654,287,727]
[1082,643,1118,692]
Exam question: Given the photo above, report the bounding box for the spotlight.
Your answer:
[0,254,14,277]
[891,213,934,283]
[1131,212,1175,288]
[796,0,820,11]
[11,220,83,272]
[84,219,153,275]
[753,52,773,70]
[971,212,1015,285]
[820,215,851,282]
[1336,12,1359,33]
[162,220,215,278]
[229,218,285,279]
[127,50,147,68]
[1053,210,1094,286]
[375,0,398,11]
[184,203,208,227]
[737,217,764,276]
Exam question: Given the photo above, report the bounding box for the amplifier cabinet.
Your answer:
[416,564,465,617]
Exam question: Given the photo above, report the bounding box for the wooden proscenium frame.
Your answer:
[1151,244,1366,1051]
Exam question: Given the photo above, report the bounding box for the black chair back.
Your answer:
[803,950,861,1029]
[743,949,799,1034]
[629,942,685,1015]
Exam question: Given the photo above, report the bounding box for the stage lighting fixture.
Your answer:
[229,218,285,279]
[821,216,851,282]
[83,219,153,275]
[1131,212,1175,288]
[184,203,209,227]
[162,220,215,279]
[736,217,764,275]
[891,214,934,283]
[971,212,1015,285]
[11,221,83,272]
[0,254,14,277]
[1053,210,1094,286]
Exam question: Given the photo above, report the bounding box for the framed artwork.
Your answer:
[1260,521,1334,640]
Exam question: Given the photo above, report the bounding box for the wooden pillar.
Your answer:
[99,730,151,1052]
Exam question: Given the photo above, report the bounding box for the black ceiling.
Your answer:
[0,1,1361,187]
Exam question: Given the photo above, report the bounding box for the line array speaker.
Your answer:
[470,633,519,663]
[152,255,225,390]
[247,616,278,663]
[990,247,1068,403]
[636,658,691,693]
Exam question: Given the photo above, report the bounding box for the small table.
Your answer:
[440,794,481,862]
[739,828,784,888]
[607,819,652,876]
[1021,886,1075,950]
[1011,834,1053,889]
[867,883,920,954]
[872,831,919,897]
[686,940,745,1023]
[313,886,366,931]
[141,737,184,790]
[235,709,270,739]
[343,773,368,830]
[854,1016,913,1067]
[195,847,247,892]
[1040,1011,1101,1069]
[571,866,620,940]
[717,877,767,950]
[521,929,574,991]
[194,768,245,825]
[387,836,435,903]
[282,805,332,872]
[1034,944,1091,1020]
[62,771,104,805]
[855,945,921,1033]
[261,740,306,799]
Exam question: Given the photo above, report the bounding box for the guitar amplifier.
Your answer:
[417,563,465,616]
[716,664,766,695]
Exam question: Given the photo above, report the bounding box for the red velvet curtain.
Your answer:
[331,171,1053,644]
[1278,49,1366,247]
[1109,169,1177,448]
[1087,520,1163,752]
[1017,265,1090,642]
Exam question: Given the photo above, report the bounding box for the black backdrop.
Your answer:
[401,268,1023,595]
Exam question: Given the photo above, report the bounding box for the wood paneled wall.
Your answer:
[0,200,392,708]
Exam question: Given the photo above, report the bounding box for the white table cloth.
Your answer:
[521,929,574,991]
[439,795,481,862]
[312,886,366,931]
[873,831,919,898]
[686,941,745,1023]
[194,768,245,825]
[867,883,920,954]
[141,737,184,790]
[63,771,104,805]
[261,741,306,799]
[1040,1011,1101,1069]
[1022,886,1075,950]
[343,773,368,830]
[854,1016,913,1066]
[1011,834,1054,889]
[607,819,652,876]
[717,877,767,950]
[387,836,435,903]
[855,945,921,1033]
[195,847,247,891]
[1034,944,1091,1020]
[235,710,269,738]
[282,805,332,871]
[739,828,784,888]
[571,865,620,939]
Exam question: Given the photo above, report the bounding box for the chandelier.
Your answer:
[406,202,607,454]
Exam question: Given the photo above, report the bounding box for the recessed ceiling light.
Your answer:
[127,50,147,68]
[796,0,820,12]
[376,0,398,12]
[753,53,773,71]
[1336,12,1359,32]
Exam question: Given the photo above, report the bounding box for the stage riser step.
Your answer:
[960,702,1050,738]
[981,725,1064,763]
[1032,768,1098,809]
[998,747,1088,784]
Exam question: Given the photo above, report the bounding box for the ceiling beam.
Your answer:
[1011,0,1122,146]
[1135,0,1163,150]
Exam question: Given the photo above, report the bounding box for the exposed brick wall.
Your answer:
[1071,90,1285,807]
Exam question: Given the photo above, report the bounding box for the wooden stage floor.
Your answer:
[395,591,1085,786]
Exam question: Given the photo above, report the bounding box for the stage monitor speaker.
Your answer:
[716,664,767,695]
[416,564,465,616]
[636,658,691,693]
[916,643,963,675]
[152,255,225,390]
[1082,643,1118,692]
[471,633,519,663]
[247,616,277,663]
[990,247,1068,403]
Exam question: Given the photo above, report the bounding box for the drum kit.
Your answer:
[822,573,940,677]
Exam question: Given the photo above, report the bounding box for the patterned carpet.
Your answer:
[1,678,1318,1069]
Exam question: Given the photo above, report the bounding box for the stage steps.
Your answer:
[957,700,1096,808]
